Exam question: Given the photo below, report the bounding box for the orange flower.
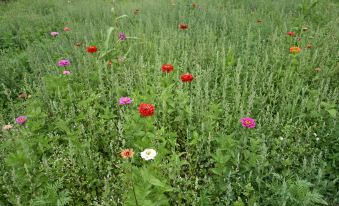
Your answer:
[120,149,134,159]
[290,46,301,54]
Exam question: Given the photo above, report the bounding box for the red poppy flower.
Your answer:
[87,46,97,53]
[287,31,295,36]
[179,23,188,30]
[161,64,174,73]
[180,73,194,82]
[139,103,155,117]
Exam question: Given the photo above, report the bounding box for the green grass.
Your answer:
[0,0,338,205]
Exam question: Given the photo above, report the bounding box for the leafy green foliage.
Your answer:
[0,0,338,205]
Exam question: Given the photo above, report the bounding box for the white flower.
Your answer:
[279,137,284,141]
[140,148,157,161]
[316,138,320,141]
[2,124,13,131]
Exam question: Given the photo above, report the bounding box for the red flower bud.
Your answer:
[180,73,194,82]
[161,64,174,73]
[87,46,97,53]
[179,23,188,30]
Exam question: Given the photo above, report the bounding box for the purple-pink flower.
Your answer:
[118,32,127,41]
[240,117,256,128]
[63,70,71,75]
[50,32,59,37]
[57,59,70,67]
[119,97,132,105]
[16,116,27,125]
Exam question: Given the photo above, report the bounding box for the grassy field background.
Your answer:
[0,0,338,205]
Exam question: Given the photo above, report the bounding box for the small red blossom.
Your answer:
[287,31,296,36]
[180,73,194,82]
[161,64,174,73]
[87,46,97,53]
[179,23,188,30]
[139,103,155,117]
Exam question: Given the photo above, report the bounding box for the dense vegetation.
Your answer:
[0,0,338,205]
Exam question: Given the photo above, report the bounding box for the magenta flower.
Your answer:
[50,32,59,37]
[119,97,132,105]
[118,32,127,41]
[57,59,70,67]
[240,117,256,128]
[16,116,27,125]
[63,70,71,75]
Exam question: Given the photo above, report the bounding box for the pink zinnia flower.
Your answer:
[119,97,132,105]
[16,116,27,125]
[57,59,70,67]
[50,32,59,37]
[63,70,71,75]
[240,117,256,128]
[118,32,127,41]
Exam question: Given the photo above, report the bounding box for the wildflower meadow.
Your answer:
[0,0,338,205]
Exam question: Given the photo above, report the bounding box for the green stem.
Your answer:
[129,161,139,206]
[132,182,139,206]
